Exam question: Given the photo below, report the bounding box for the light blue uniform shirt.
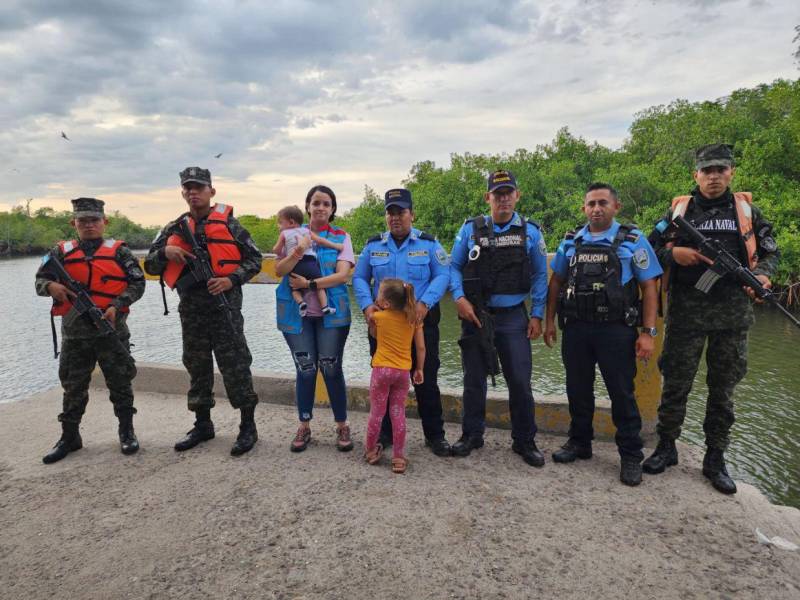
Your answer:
[550,220,663,283]
[449,212,549,319]
[353,228,450,311]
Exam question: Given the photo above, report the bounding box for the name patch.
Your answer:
[478,234,523,248]
[576,253,609,263]
[407,250,429,257]
[370,251,390,258]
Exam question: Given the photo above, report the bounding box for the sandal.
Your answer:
[336,424,354,452]
[392,457,409,474]
[364,443,383,465]
[290,425,311,453]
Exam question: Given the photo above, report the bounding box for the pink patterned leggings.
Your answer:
[366,366,409,458]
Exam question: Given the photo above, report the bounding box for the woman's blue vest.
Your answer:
[276,224,352,334]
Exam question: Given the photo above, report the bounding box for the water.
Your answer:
[2,256,799,508]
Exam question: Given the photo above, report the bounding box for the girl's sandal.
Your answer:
[336,424,354,452]
[364,443,383,465]
[391,457,408,474]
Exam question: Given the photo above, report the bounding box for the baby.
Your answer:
[272,205,342,316]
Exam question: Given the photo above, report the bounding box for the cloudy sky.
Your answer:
[2,0,798,225]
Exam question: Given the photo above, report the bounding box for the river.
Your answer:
[2,256,798,508]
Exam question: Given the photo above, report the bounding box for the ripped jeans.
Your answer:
[283,317,350,423]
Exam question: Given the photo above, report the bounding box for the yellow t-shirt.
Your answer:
[372,309,420,371]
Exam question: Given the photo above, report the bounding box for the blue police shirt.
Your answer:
[449,212,549,319]
[353,228,450,311]
[550,220,663,284]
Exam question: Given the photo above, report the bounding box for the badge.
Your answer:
[435,248,449,265]
[538,238,547,256]
[633,247,650,270]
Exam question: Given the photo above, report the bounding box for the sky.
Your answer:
[2,0,798,225]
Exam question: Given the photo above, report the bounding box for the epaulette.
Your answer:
[418,231,436,242]
[366,234,382,243]
[618,223,640,243]
[463,217,475,225]
[563,223,583,240]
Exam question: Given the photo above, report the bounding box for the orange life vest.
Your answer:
[669,192,757,269]
[51,239,130,316]
[162,203,242,289]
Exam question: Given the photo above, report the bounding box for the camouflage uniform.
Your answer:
[36,239,145,424]
[650,190,779,450]
[144,208,262,412]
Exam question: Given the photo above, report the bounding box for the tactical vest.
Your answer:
[51,239,130,316]
[557,225,640,325]
[162,203,242,289]
[462,216,531,299]
[669,194,750,287]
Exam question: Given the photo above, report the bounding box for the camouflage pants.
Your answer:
[58,332,137,424]
[656,326,748,450]
[179,305,258,411]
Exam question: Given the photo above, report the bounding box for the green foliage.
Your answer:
[0,208,159,254]
[336,78,800,289]
[238,214,279,253]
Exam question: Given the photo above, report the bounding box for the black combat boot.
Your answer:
[231,406,258,456]
[642,438,678,474]
[511,440,545,467]
[620,457,643,486]
[43,422,83,464]
[702,448,737,495]
[451,434,484,457]
[174,409,215,452]
[118,414,140,455]
[552,439,593,463]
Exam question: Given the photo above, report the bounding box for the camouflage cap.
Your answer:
[71,197,105,219]
[180,166,212,186]
[695,144,734,170]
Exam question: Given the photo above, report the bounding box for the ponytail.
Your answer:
[402,282,417,324]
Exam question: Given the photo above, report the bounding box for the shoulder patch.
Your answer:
[632,247,650,270]
[538,238,547,256]
[435,247,449,266]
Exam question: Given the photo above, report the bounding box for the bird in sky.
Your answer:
[61,131,70,141]
[214,153,223,158]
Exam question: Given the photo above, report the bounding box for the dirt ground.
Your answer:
[1,387,798,600]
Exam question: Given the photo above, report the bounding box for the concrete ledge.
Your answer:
[92,362,654,440]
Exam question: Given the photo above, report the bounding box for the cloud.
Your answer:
[0,0,796,225]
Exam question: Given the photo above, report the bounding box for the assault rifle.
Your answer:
[459,276,501,386]
[174,216,237,332]
[672,215,800,329]
[43,252,131,358]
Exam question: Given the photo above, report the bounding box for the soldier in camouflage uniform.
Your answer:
[643,144,780,494]
[145,167,262,456]
[36,198,145,463]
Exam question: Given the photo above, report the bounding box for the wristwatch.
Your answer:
[640,326,658,337]
[308,279,318,292]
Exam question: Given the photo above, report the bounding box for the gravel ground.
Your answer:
[1,387,798,600]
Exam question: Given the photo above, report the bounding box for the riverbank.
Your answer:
[1,387,798,599]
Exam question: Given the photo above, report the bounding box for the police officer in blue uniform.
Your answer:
[353,188,452,456]
[449,170,549,467]
[544,182,662,486]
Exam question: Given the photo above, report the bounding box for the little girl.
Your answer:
[272,205,342,316]
[364,278,424,474]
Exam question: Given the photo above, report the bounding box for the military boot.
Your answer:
[174,410,215,452]
[43,422,83,464]
[702,448,737,495]
[118,414,140,455]
[620,458,643,486]
[230,406,258,456]
[642,438,678,474]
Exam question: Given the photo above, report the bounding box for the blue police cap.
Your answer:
[487,170,517,193]
[385,188,412,211]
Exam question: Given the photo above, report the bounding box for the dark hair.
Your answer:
[305,185,337,223]
[277,205,304,225]
[378,278,417,324]
[586,182,619,201]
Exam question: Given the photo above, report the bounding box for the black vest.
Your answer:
[674,197,743,287]
[558,225,640,326]
[462,216,531,302]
